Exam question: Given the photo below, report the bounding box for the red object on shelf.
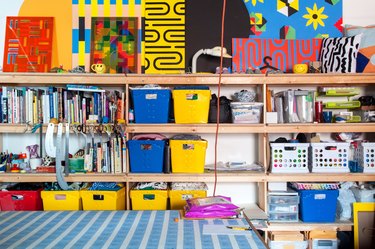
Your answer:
[0,189,43,211]
[36,166,56,173]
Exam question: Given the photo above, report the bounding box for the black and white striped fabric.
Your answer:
[320,35,362,73]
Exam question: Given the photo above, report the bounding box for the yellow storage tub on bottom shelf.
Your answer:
[41,190,81,211]
[172,89,211,123]
[169,189,207,210]
[80,187,126,210]
[130,189,168,210]
[170,139,207,173]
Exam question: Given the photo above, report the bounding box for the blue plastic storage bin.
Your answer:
[128,140,165,173]
[298,189,339,222]
[131,88,171,123]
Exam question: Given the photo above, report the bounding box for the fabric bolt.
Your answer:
[0,210,265,249]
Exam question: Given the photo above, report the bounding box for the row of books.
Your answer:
[0,85,125,124]
[84,135,126,174]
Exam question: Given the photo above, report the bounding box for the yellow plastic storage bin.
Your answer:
[169,189,207,210]
[172,89,211,123]
[41,190,81,211]
[130,189,168,210]
[170,139,207,173]
[80,187,126,210]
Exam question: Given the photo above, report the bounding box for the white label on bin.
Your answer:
[146,94,157,100]
[314,194,326,200]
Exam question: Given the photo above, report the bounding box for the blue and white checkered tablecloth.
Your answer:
[0,210,267,249]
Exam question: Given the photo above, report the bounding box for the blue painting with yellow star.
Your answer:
[244,0,342,39]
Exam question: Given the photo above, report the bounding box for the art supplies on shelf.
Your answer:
[318,86,360,96]
[290,182,340,190]
[324,101,361,109]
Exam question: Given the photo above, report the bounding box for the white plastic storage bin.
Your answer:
[309,143,350,173]
[230,102,263,123]
[354,142,375,173]
[270,143,309,173]
[268,240,308,249]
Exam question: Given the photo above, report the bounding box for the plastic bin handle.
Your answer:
[11,195,24,201]
[284,146,297,151]
[324,146,337,150]
[93,194,105,201]
[181,194,193,200]
[54,194,67,200]
[143,194,155,200]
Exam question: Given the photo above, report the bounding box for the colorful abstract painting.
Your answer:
[3,16,53,72]
[144,0,185,73]
[244,0,342,39]
[72,0,142,73]
[232,38,322,73]
[91,17,138,74]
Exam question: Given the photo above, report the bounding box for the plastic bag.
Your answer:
[186,196,239,212]
[337,182,356,220]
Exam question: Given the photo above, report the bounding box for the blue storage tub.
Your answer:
[128,140,165,173]
[298,189,339,222]
[131,88,171,123]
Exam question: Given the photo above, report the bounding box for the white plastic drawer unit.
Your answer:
[268,212,299,222]
[268,195,299,205]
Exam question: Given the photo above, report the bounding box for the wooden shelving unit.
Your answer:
[0,72,375,232]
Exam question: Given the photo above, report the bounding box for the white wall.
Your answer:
[1,0,375,209]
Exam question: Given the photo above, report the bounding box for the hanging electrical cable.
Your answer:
[213,0,227,197]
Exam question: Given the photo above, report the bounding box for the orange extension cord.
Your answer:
[213,0,227,197]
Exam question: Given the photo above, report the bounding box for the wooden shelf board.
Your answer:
[127,172,267,182]
[2,123,375,134]
[266,123,375,133]
[267,173,375,182]
[266,221,353,231]
[126,124,266,133]
[266,73,375,85]
[3,172,374,183]
[0,73,265,85]
[0,173,125,182]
